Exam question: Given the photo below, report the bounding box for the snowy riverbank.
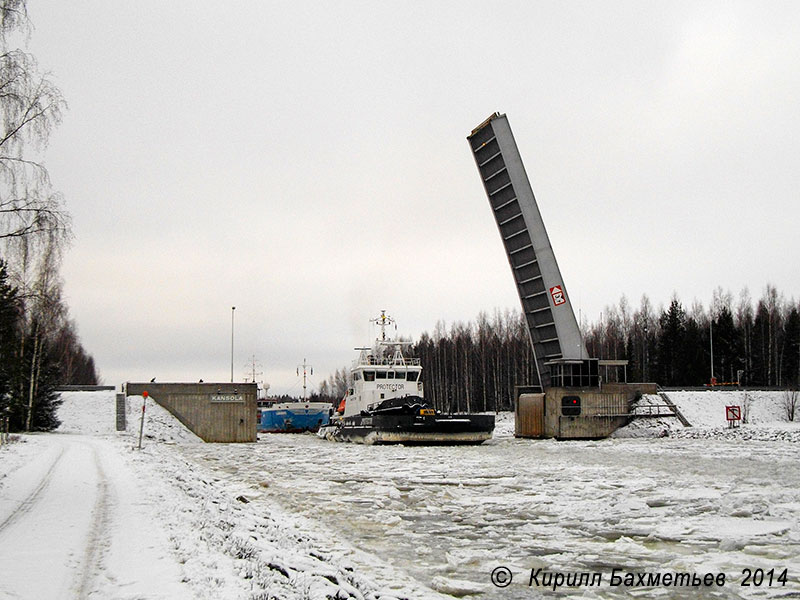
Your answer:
[614,390,800,442]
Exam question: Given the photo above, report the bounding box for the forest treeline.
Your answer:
[0,1,98,432]
[584,285,798,390]
[315,285,800,412]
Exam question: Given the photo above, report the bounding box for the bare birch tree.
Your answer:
[0,0,69,244]
[784,389,798,422]
[0,0,72,431]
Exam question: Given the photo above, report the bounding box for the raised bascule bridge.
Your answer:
[468,112,657,439]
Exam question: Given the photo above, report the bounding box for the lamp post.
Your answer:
[231,306,236,383]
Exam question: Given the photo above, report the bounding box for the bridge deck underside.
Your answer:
[469,121,562,388]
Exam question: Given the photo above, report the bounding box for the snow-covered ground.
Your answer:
[616,390,800,442]
[1,392,435,599]
[0,393,196,600]
[1,390,799,599]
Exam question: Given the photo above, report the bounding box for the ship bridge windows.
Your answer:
[387,371,395,379]
[376,371,387,379]
[353,372,362,381]
[406,371,419,382]
[393,371,406,380]
[363,371,375,382]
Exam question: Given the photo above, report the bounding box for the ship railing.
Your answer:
[353,356,421,367]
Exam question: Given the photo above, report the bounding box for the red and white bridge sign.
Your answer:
[549,285,566,306]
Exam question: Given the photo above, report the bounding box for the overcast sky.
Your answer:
[26,1,800,394]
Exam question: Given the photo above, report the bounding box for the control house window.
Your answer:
[561,395,581,416]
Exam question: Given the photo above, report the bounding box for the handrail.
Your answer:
[629,404,677,417]
[352,356,421,368]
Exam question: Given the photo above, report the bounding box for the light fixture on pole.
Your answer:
[231,306,236,383]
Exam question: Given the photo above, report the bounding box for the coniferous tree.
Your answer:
[714,306,743,384]
[51,320,98,385]
[0,258,20,418]
[781,306,800,388]
[657,298,687,386]
[736,288,755,384]
[683,314,707,385]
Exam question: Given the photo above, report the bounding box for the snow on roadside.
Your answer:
[127,393,204,444]
[0,435,49,511]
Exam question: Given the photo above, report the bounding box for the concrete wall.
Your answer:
[56,385,116,392]
[517,383,654,439]
[125,382,257,443]
[547,387,629,439]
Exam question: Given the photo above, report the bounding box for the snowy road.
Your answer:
[175,422,800,599]
[0,434,191,600]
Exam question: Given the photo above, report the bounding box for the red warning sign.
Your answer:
[550,285,566,306]
[725,405,741,421]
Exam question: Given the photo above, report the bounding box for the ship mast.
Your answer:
[296,358,313,400]
[370,310,396,341]
[244,354,263,383]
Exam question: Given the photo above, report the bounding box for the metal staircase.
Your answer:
[656,387,692,427]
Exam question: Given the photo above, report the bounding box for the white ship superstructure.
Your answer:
[321,311,494,445]
[342,343,424,418]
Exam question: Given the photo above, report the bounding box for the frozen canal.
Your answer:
[174,420,800,599]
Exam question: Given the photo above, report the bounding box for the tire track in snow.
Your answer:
[0,445,65,537]
[74,443,111,599]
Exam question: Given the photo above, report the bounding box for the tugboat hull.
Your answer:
[332,413,495,445]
